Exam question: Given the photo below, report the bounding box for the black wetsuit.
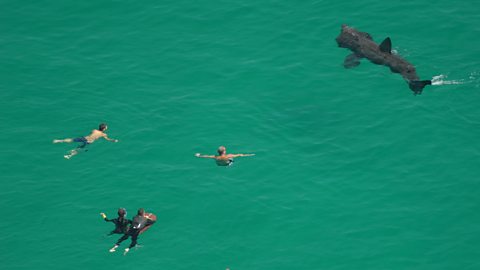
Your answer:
[104,217,131,235]
[115,215,155,248]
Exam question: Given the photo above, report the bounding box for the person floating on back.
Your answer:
[53,123,118,159]
[195,146,255,166]
[100,208,131,236]
[109,208,156,255]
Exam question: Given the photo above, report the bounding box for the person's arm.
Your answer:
[103,133,119,143]
[195,153,216,158]
[229,153,255,158]
[100,212,112,222]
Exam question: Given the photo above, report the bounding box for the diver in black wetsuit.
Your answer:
[109,208,155,255]
[100,208,131,235]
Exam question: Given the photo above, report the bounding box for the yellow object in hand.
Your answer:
[100,213,107,219]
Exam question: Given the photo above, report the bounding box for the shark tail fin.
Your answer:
[409,80,432,95]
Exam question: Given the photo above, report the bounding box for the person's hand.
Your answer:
[195,153,200,157]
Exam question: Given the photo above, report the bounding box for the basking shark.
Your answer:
[336,24,431,95]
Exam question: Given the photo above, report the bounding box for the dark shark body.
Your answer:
[336,25,431,95]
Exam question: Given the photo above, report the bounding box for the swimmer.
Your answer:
[109,208,156,255]
[100,208,131,235]
[53,123,118,159]
[195,146,255,166]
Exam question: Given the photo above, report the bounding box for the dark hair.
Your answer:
[99,123,107,131]
[137,208,145,216]
[118,208,126,217]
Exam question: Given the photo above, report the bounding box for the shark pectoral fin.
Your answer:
[343,53,361,68]
[379,37,392,54]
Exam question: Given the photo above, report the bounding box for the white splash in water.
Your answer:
[469,71,478,80]
[431,74,465,85]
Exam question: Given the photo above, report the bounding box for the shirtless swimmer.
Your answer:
[195,146,254,166]
[53,123,118,159]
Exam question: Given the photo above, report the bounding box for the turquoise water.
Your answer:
[1,1,480,269]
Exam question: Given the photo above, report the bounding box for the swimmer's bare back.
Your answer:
[85,129,118,143]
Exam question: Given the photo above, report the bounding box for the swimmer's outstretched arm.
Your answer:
[230,153,255,158]
[103,134,119,143]
[195,153,216,158]
[100,212,112,222]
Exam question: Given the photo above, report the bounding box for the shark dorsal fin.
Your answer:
[379,37,392,54]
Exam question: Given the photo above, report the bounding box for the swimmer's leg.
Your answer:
[129,232,139,249]
[109,245,119,252]
[124,231,139,255]
[110,233,128,252]
[64,149,78,159]
[64,142,87,159]
[116,234,129,245]
[53,138,73,143]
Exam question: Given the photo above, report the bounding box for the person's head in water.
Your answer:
[99,123,108,131]
[137,208,145,216]
[117,208,126,218]
[218,146,226,156]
